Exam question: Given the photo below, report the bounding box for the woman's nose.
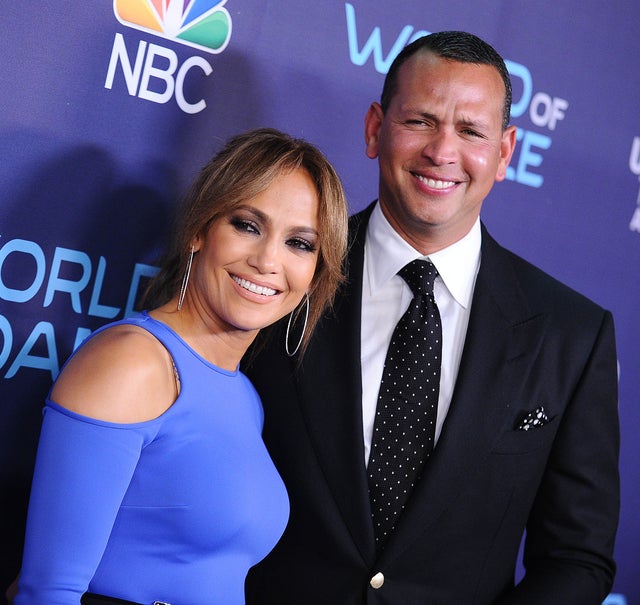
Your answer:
[248,238,280,273]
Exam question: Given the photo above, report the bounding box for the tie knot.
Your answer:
[398,259,438,297]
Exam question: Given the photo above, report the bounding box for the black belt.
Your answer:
[82,592,170,605]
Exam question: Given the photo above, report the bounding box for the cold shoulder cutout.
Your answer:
[16,312,289,605]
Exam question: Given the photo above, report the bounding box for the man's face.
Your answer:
[365,51,516,254]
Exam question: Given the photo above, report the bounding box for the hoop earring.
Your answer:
[285,293,310,357]
[177,245,195,311]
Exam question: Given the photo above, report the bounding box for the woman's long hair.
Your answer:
[144,127,348,356]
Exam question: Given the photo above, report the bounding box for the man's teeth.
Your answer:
[416,175,456,189]
[233,276,277,296]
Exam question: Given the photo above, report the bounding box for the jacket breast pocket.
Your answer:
[491,415,559,455]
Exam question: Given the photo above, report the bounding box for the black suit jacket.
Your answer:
[245,205,619,605]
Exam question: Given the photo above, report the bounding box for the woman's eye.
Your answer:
[231,218,259,234]
[287,237,316,252]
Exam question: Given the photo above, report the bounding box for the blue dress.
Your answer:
[16,312,289,605]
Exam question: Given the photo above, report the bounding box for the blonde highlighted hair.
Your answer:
[144,127,348,356]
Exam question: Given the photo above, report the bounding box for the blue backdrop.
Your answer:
[1,2,638,603]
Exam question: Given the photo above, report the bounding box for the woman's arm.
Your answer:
[15,324,176,605]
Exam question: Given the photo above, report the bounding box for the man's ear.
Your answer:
[495,125,517,182]
[364,102,384,160]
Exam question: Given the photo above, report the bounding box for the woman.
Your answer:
[14,128,348,605]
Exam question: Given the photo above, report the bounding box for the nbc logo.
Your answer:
[106,0,232,113]
[113,0,232,55]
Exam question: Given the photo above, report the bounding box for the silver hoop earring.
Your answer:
[285,293,310,357]
[177,245,195,311]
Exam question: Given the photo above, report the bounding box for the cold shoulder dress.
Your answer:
[16,312,289,605]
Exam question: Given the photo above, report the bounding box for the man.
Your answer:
[244,31,619,604]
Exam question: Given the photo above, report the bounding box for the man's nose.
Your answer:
[421,128,458,164]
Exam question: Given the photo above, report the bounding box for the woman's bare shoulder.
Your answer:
[50,324,179,423]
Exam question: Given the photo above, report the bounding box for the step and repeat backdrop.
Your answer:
[1,1,638,602]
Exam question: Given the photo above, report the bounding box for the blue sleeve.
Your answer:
[16,403,157,605]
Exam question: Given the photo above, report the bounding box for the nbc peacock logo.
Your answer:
[113,0,232,54]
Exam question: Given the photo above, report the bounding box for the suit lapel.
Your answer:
[294,207,376,563]
[381,225,548,561]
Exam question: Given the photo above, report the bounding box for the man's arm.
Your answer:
[495,310,620,605]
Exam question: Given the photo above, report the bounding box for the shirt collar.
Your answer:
[365,202,481,308]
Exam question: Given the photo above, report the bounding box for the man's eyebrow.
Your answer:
[457,114,492,130]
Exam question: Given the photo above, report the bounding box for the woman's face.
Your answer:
[190,167,320,335]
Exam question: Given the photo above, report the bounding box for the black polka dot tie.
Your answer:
[368,259,442,551]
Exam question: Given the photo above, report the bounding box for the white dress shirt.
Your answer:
[361,203,481,465]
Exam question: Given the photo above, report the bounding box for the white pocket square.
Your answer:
[515,406,549,431]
